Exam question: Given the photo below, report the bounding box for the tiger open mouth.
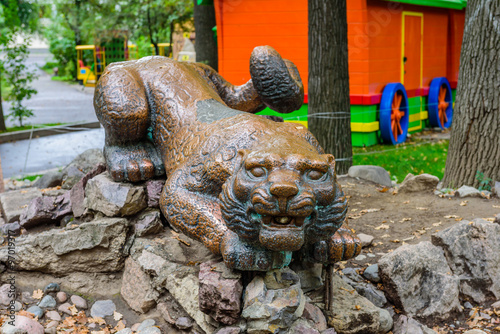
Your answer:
[261,215,306,230]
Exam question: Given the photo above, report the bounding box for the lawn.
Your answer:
[352,137,449,183]
[0,123,65,133]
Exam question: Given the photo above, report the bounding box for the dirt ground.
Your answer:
[338,176,500,333]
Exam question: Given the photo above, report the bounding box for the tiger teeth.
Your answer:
[275,217,291,224]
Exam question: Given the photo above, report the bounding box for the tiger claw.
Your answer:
[310,227,362,264]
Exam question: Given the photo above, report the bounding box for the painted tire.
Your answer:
[428,77,453,129]
[380,83,410,145]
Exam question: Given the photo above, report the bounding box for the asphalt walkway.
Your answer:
[1,49,104,179]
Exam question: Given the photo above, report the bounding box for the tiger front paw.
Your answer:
[310,228,362,264]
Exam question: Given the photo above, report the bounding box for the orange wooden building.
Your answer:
[213,0,467,146]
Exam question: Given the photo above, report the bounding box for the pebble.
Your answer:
[70,295,88,309]
[45,328,57,334]
[464,301,473,309]
[43,283,60,294]
[137,319,156,332]
[45,310,61,321]
[13,301,22,312]
[137,327,161,334]
[357,233,374,248]
[131,323,141,331]
[175,317,193,330]
[56,292,67,303]
[463,330,488,334]
[38,295,56,309]
[492,301,500,308]
[366,253,376,258]
[46,321,59,329]
[27,305,44,318]
[363,264,381,283]
[58,302,72,315]
[0,236,4,244]
[0,284,11,305]
[21,291,36,304]
[354,254,367,261]
[90,300,116,318]
[116,329,133,334]
[321,329,338,334]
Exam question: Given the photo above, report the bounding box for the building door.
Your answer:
[402,12,423,91]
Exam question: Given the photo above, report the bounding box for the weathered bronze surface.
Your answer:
[94,46,360,271]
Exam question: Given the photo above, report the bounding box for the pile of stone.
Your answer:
[1,151,499,334]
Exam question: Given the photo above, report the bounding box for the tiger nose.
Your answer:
[270,182,299,198]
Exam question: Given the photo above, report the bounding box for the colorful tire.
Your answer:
[428,77,453,129]
[380,83,410,145]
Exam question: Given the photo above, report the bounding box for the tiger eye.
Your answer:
[308,170,325,180]
[250,167,266,178]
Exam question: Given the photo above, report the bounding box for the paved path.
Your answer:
[1,49,97,127]
[1,49,103,179]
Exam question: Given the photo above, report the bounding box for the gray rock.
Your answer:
[492,300,500,308]
[302,303,327,332]
[378,308,393,333]
[289,319,320,334]
[19,192,72,229]
[199,261,243,325]
[21,291,35,304]
[85,173,147,216]
[342,268,364,283]
[363,264,380,283]
[393,315,437,334]
[0,188,43,223]
[38,295,56,309]
[354,254,366,261]
[348,165,392,187]
[0,222,20,236]
[215,327,241,334]
[321,329,338,334]
[0,283,12,305]
[242,268,305,333]
[1,315,44,334]
[464,301,474,309]
[121,257,158,313]
[33,170,63,189]
[90,300,116,318]
[357,233,374,248]
[134,210,164,237]
[379,241,461,320]
[290,262,323,292]
[492,181,500,197]
[455,185,482,198]
[13,300,22,312]
[495,213,500,224]
[146,179,165,208]
[70,295,88,309]
[432,219,500,303]
[116,329,133,334]
[341,269,386,307]
[326,273,390,334]
[137,327,161,334]
[45,310,61,321]
[175,317,193,330]
[0,218,130,274]
[26,305,44,318]
[43,283,60,294]
[137,319,156,332]
[58,303,72,315]
[463,330,488,334]
[56,292,67,303]
[399,173,440,193]
[133,248,216,334]
[70,163,107,218]
[62,148,104,189]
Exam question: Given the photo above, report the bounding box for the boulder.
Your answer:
[199,261,243,325]
[242,268,305,333]
[431,219,500,303]
[326,273,391,334]
[288,319,320,334]
[393,315,437,334]
[85,173,147,216]
[455,185,482,198]
[0,217,130,274]
[70,163,106,218]
[62,148,104,189]
[399,173,439,193]
[146,179,165,208]
[348,165,392,187]
[33,170,63,189]
[121,257,159,313]
[302,303,327,332]
[134,210,164,237]
[19,192,72,229]
[378,241,461,320]
[0,188,43,223]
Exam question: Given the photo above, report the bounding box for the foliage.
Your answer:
[475,171,492,191]
[353,138,449,182]
[0,0,39,127]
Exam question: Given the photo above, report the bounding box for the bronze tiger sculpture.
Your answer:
[94,46,361,271]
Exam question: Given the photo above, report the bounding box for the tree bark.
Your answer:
[442,0,500,188]
[308,0,352,174]
[193,0,218,71]
[0,70,6,131]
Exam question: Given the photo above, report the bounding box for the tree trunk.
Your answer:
[0,70,6,131]
[194,0,218,71]
[442,0,500,188]
[308,0,352,174]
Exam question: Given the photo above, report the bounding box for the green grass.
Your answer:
[51,75,75,82]
[353,138,449,183]
[16,174,43,182]
[0,123,65,133]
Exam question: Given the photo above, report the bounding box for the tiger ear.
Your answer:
[323,154,336,170]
